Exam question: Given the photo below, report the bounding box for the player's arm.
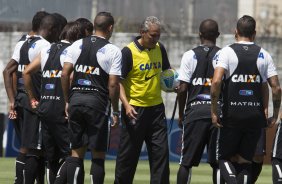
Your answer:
[22,54,41,108]
[267,75,281,127]
[177,81,188,128]
[61,62,74,117]
[261,82,269,120]
[3,59,18,119]
[211,67,225,128]
[109,74,120,126]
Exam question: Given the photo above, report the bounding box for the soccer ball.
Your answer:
[160,69,180,92]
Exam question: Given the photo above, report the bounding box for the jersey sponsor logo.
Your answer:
[239,90,253,96]
[258,52,264,59]
[192,77,212,86]
[18,64,27,72]
[230,101,261,107]
[191,101,211,106]
[42,70,62,78]
[144,73,158,81]
[139,62,161,71]
[196,94,211,100]
[31,42,36,49]
[231,75,260,83]
[75,65,100,75]
[45,84,55,90]
[41,95,61,100]
[243,46,248,50]
[98,47,106,54]
[78,79,91,86]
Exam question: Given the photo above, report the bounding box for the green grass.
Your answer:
[0,157,272,183]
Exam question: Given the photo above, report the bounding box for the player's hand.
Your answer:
[8,102,17,119]
[111,114,120,128]
[30,98,39,109]
[65,103,69,119]
[267,116,278,128]
[211,113,223,128]
[125,104,138,120]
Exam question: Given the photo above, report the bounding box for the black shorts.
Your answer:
[272,122,282,159]
[254,128,266,156]
[180,118,217,167]
[68,105,109,151]
[15,93,42,150]
[41,117,70,161]
[218,126,261,161]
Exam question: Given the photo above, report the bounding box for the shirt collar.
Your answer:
[236,41,254,44]
[133,36,145,51]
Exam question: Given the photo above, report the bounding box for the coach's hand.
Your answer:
[211,113,223,128]
[125,104,138,120]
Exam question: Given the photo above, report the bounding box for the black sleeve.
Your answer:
[159,42,171,71]
[121,47,133,79]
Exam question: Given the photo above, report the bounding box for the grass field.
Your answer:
[0,157,272,183]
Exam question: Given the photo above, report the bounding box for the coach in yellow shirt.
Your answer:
[114,16,171,184]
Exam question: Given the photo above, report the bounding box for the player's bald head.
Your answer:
[199,19,219,40]
[94,12,114,32]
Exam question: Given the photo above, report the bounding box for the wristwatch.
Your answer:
[112,111,120,116]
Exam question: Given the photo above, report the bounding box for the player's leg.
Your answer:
[63,105,87,184]
[145,104,170,184]
[21,107,44,184]
[251,129,266,183]
[272,122,282,184]
[87,108,109,184]
[218,127,241,184]
[272,158,282,184]
[177,119,212,184]
[236,128,261,184]
[208,127,225,184]
[114,106,146,184]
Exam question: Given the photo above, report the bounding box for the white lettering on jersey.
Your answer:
[41,95,61,100]
[231,75,260,83]
[75,65,100,75]
[18,64,27,72]
[230,101,261,106]
[192,78,212,86]
[42,70,62,78]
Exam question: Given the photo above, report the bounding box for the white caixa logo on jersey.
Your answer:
[42,70,62,78]
[75,65,100,75]
[192,78,212,86]
[231,74,260,83]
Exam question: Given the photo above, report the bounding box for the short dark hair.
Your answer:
[40,14,59,42]
[76,18,94,36]
[52,13,67,32]
[199,19,219,40]
[59,21,84,43]
[32,11,49,32]
[237,15,256,38]
[94,12,114,32]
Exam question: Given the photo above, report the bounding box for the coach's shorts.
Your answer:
[15,92,42,150]
[41,117,70,161]
[272,122,282,159]
[254,128,266,156]
[180,118,217,167]
[218,126,261,161]
[68,105,109,151]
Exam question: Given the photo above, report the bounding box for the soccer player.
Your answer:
[59,12,121,184]
[114,16,171,184]
[176,19,224,184]
[3,13,61,184]
[76,17,94,37]
[211,15,281,183]
[23,21,84,184]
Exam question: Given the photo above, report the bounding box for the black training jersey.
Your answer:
[182,46,221,122]
[38,41,70,121]
[222,43,267,128]
[70,36,111,113]
[17,36,42,99]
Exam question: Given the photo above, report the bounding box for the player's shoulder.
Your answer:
[103,43,122,56]
[182,49,196,59]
